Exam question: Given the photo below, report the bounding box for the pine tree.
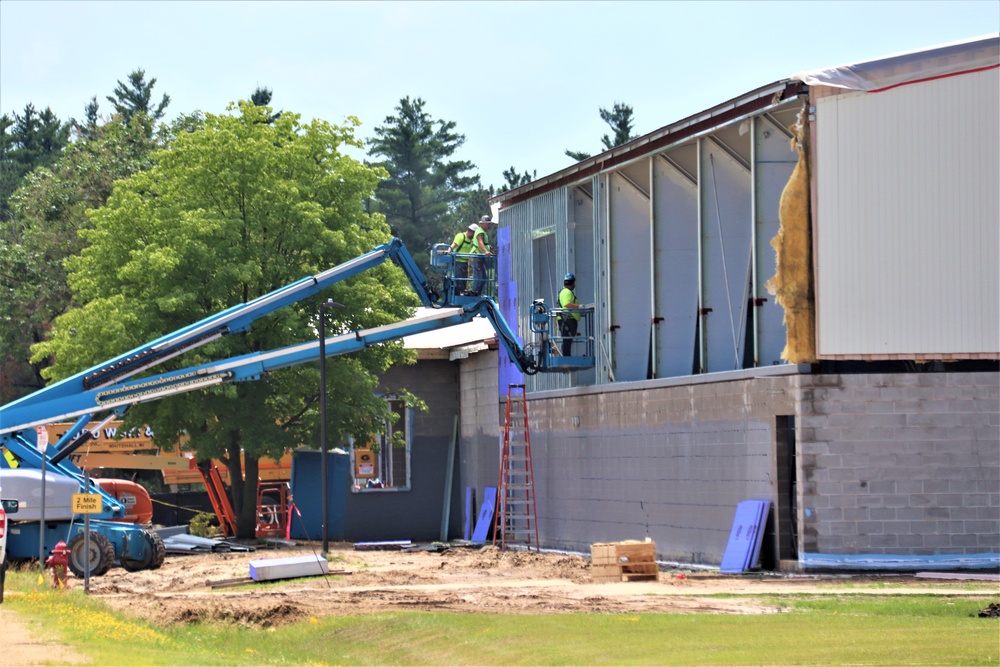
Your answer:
[499,166,537,192]
[249,86,281,124]
[599,102,636,150]
[367,97,479,271]
[0,104,70,222]
[565,102,637,162]
[106,68,171,129]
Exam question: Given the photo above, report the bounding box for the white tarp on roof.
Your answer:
[402,307,495,351]
[793,33,999,91]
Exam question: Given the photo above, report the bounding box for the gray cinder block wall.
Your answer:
[457,353,999,568]
[457,355,799,564]
[797,371,1000,563]
[457,351,501,526]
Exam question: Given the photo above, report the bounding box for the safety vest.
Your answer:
[452,231,475,257]
[473,227,490,254]
[558,287,581,321]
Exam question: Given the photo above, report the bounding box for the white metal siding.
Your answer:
[815,68,1000,358]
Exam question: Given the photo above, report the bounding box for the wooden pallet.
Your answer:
[591,540,658,583]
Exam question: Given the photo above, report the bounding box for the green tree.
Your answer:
[0,116,158,402]
[599,102,636,150]
[498,166,537,193]
[367,96,479,272]
[249,86,281,124]
[73,96,102,141]
[564,101,637,162]
[32,102,418,537]
[0,104,70,221]
[106,68,170,129]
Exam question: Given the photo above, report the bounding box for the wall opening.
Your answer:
[532,231,559,306]
[775,414,797,561]
[351,397,412,492]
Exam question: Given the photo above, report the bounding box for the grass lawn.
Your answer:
[4,569,997,667]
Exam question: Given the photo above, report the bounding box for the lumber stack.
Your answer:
[591,540,658,582]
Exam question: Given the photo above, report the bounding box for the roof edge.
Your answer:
[491,80,805,207]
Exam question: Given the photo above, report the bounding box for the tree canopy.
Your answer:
[0,104,71,222]
[106,68,171,131]
[498,166,537,193]
[565,102,637,162]
[367,96,480,272]
[0,116,158,402]
[32,101,419,536]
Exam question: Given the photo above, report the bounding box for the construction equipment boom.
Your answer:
[0,237,593,576]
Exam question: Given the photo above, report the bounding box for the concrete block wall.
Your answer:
[456,351,501,522]
[526,376,797,564]
[456,361,799,564]
[797,371,1000,558]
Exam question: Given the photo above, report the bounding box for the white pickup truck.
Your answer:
[0,494,19,603]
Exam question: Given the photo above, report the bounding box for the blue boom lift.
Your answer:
[0,238,593,577]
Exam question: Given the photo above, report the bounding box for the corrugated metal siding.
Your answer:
[815,68,1000,358]
[502,190,573,392]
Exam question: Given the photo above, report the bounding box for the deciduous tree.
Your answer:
[0,116,157,402]
[32,102,418,537]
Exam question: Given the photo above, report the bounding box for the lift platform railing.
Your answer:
[529,302,596,372]
[430,244,497,303]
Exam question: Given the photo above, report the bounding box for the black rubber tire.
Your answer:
[0,559,6,603]
[122,530,166,572]
[66,531,115,578]
[147,530,166,570]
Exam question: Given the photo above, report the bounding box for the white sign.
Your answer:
[34,426,48,452]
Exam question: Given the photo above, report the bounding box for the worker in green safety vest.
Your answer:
[470,215,494,296]
[446,223,478,291]
[558,273,581,356]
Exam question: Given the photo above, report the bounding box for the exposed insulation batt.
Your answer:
[766,107,815,363]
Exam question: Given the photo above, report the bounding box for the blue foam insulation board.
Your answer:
[471,487,496,542]
[720,500,770,574]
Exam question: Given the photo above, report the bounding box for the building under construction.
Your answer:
[436,35,999,571]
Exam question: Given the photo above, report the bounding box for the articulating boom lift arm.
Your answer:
[0,237,592,573]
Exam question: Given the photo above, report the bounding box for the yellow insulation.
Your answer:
[766,106,816,363]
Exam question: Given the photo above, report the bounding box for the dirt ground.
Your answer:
[72,541,999,628]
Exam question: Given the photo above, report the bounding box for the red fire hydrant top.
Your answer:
[45,540,70,588]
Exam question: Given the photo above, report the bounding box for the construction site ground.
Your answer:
[53,542,1000,624]
[3,541,998,665]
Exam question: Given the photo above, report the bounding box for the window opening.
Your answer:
[351,396,412,492]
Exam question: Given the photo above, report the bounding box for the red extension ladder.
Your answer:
[493,384,540,551]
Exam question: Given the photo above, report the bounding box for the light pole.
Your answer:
[318,298,342,555]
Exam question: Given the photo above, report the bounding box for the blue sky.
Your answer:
[2,1,997,190]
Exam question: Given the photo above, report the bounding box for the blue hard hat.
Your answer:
[564,273,575,283]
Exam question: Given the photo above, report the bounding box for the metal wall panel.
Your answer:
[570,185,597,386]
[652,149,699,377]
[815,68,1000,358]
[609,170,653,382]
[753,116,797,366]
[501,190,575,393]
[699,139,753,372]
[595,174,614,384]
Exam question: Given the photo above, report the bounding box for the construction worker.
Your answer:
[558,273,581,356]
[471,215,494,296]
[446,223,478,292]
